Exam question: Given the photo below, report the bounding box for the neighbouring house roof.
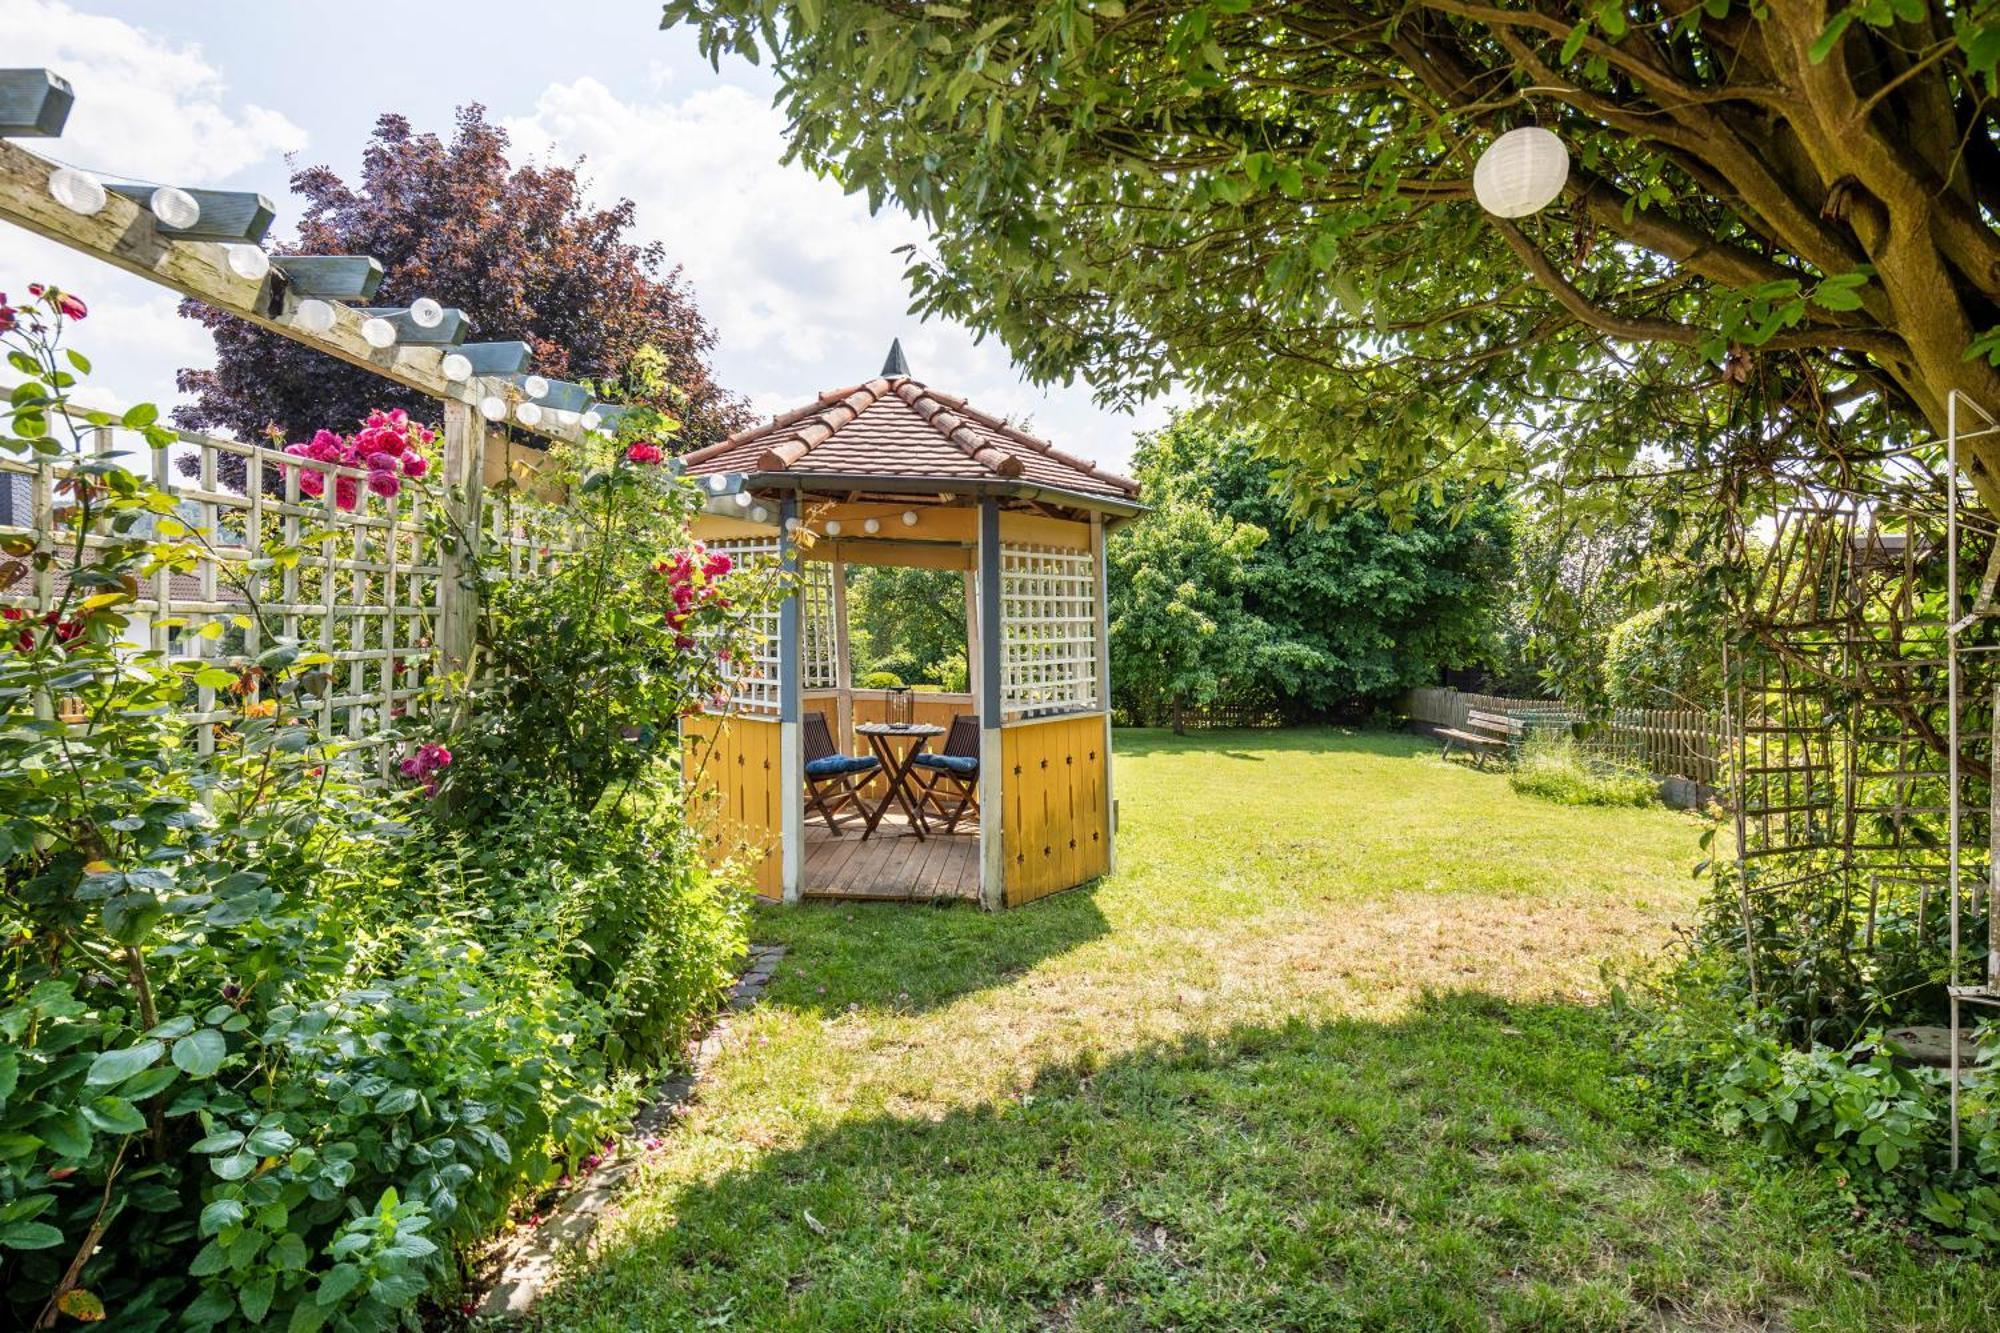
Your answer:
[679,373,1142,508]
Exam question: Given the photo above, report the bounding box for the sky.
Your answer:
[1,0,1174,471]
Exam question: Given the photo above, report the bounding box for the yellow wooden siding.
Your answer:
[1001,713,1111,906]
[681,713,784,900]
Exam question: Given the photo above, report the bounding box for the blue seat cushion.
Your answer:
[805,754,879,779]
[913,753,979,776]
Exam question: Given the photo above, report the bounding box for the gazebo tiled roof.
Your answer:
[680,373,1141,505]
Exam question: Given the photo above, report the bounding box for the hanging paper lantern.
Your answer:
[408,297,444,328]
[48,167,107,215]
[1472,127,1569,219]
[219,245,270,282]
[359,317,397,349]
[149,186,200,229]
[440,352,473,382]
[293,299,337,334]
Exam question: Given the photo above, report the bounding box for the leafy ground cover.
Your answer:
[541,729,1998,1331]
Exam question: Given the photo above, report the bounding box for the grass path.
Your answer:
[542,729,1997,1330]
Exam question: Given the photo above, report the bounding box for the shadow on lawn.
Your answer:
[543,991,1981,1332]
[750,886,1110,1018]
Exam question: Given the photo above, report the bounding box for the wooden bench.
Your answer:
[1435,709,1522,767]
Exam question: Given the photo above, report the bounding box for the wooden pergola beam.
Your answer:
[105,184,275,244]
[0,69,73,137]
[0,135,599,446]
[271,255,383,300]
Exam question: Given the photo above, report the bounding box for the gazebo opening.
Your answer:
[676,353,1144,909]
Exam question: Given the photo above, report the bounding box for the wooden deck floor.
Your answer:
[802,811,979,902]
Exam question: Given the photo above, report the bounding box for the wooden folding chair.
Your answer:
[910,714,980,834]
[803,711,878,835]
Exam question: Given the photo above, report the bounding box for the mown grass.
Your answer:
[539,728,1998,1331]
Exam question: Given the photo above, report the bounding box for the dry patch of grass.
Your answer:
[540,729,1997,1332]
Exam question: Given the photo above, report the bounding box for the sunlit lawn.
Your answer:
[540,728,1997,1331]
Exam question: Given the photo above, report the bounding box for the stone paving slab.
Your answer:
[475,944,785,1319]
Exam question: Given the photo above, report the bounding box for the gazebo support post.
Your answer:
[778,498,805,905]
[1092,512,1116,873]
[976,497,1007,910]
[831,556,853,749]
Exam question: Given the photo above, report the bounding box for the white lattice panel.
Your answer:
[1,417,450,781]
[1000,543,1099,719]
[708,537,782,714]
[802,560,837,691]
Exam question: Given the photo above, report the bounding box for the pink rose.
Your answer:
[401,453,428,478]
[625,442,663,465]
[367,470,401,498]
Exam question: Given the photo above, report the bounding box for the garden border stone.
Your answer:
[473,943,785,1319]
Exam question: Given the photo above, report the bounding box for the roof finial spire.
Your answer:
[881,337,910,378]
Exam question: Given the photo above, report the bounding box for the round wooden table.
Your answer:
[854,722,944,840]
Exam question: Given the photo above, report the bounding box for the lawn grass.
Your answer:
[539,728,1998,1331]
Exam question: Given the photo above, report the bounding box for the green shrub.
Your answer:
[856,670,904,689]
[1507,735,1657,807]
[928,649,969,693]
[0,294,746,1328]
[1618,941,2000,1252]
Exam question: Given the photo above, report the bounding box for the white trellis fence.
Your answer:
[0,401,576,781]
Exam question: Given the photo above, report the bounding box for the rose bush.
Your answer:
[0,290,752,1327]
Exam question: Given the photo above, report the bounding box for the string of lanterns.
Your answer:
[42,155,610,437]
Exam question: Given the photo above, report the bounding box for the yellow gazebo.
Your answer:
[677,345,1143,909]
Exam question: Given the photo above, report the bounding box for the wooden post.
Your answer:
[977,497,1006,910]
[831,556,853,750]
[962,568,980,700]
[437,400,486,674]
[1989,684,1999,988]
[1092,512,1116,872]
[778,499,805,905]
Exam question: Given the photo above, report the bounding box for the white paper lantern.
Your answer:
[149,186,201,229]
[522,375,550,400]
[901,510,919,527]
[862,517,881,535]
[48,167,107,215]
[440,352,473,382]
[515,402,543,427]
[1472,127,1569,219]
[751,505,769,523]
[408,297,444,328]
[733,491,753,508]
[480,396,507,422]
[293,299,337,334]
[580,410,603,431]
[220,245,270,282]
[360,317,397,349]
[825,520,842,536]
[707,475,728,493]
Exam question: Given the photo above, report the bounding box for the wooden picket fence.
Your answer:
[1403,686,1725,786]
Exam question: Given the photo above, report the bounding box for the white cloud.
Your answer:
[0,1,305,419]
[504,77,1169,473]
[1,0,305,181]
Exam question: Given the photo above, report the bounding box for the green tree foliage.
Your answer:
[1602,604,1720,709]
[177,106,748,462]
[1107,495,1269,725]
[663,0,2000,508]
[846,565,966,686]
[1110,415,1513,721]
